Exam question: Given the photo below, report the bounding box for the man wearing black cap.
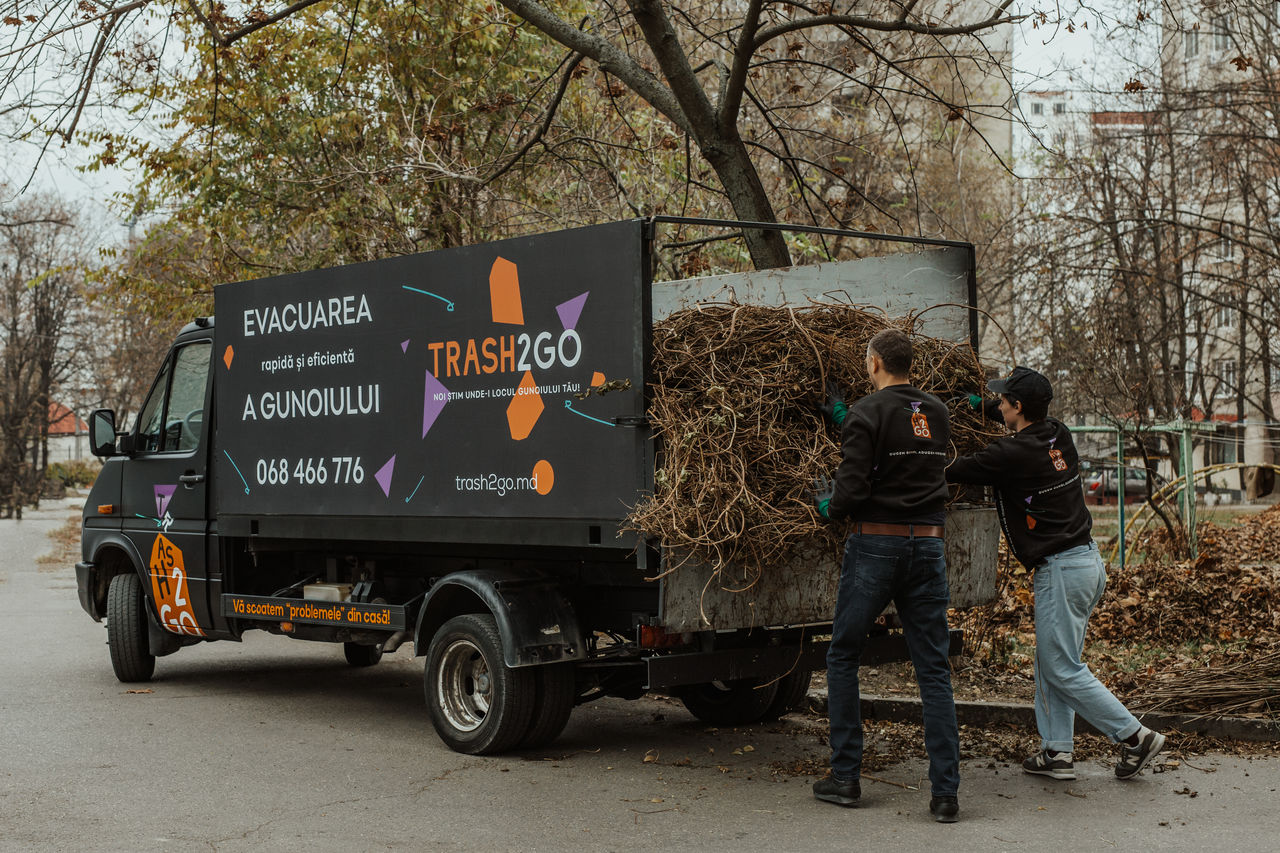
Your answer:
[947,366,1166,782]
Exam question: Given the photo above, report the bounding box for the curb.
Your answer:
[805,691,1280,743]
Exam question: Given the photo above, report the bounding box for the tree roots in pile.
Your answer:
[625,302,999,584]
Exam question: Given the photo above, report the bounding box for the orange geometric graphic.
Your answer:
[490,257,524,325]
[533,459,554,495]
[149,534,205,637]
[223,345,235,369]
[590,371,606,388]
[506,371,544,440]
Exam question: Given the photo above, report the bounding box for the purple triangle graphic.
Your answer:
[401,339,410,353]
[375,456,396,497]
[423,371,449,437]
[154,485,177,518]
[555,292,589,331]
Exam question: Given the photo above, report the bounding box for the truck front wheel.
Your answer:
[107,572,156,682]
[425,614,534,754]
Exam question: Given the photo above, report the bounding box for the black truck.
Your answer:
[76,218,997,754]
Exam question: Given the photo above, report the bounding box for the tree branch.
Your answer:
[187,0,330,47]
[0,0,151,61]
[717,0,762,131]
[484,51,586,186]
[497,0,693,134]
[753,3,1022,50]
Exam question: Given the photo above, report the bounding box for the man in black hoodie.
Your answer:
[947,366,1166,782]
[811,328,960,823]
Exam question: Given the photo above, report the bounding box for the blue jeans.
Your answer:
[1033,542,1141,753]
[826,533,959,797]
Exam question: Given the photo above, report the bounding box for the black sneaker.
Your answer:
[930,796,959,823]
[812,772,861,807]
[1023,749,1076,780]
[1115,727,1167,779]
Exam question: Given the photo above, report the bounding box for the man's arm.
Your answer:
[827,409,876,519]
[945,440,1011,486]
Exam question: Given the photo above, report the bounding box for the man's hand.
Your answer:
[820,381,848,428]
[946,394,985,409]
[812,474,835,520]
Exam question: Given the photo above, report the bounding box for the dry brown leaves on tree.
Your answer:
[625,302,997,582]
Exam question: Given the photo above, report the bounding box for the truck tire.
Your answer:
[107,572,156,682]
[425,614,535,755]
[676,678,780,725]
[343,642,382,667]
[760,669,813,721]
[519,662,576,749]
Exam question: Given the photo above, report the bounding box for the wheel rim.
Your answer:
[436,638,492,733]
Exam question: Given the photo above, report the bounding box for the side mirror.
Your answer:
[88,409,119,458]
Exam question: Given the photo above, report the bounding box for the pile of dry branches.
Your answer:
[1122,643,1280,720]
[625,302,996,580]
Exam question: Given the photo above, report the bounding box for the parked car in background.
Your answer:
[1084,467,1150,498]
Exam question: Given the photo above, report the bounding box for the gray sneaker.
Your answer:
[1115,728,1167,779]
[1023,749,1076,780]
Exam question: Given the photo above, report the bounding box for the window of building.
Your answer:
[1053,102,1066,115]
[1215,358,1237,397]
[1213,228,1233,259]
[1214,301,1236,328]
[1213,16,1231,51]
[1208,429,1239,464]
[1185,29,1199,59]
[1032,102,1044,115]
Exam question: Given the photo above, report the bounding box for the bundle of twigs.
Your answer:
[1123,645,1280,720]
[626,302,997,583]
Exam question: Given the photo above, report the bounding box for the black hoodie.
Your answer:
[946,418,1093,568]
[827,384,950,525]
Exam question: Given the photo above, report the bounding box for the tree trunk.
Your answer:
[699,134,792,269]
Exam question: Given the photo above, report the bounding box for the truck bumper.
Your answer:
[75,561,101,621]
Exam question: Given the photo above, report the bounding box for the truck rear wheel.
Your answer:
[760,669,813,721]
[343,642,382,667]
[519,662,576,749]
[425,614,534,755]
[107,572,156,682]
[676,678,779,725]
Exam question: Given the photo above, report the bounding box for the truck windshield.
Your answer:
[135,342,212,453]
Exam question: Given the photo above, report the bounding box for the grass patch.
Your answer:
[36,516,82,572]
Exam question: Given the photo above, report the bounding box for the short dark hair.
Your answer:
[868,329,913,376]
[1006,393,1049,422]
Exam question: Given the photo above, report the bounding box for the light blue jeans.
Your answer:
[1033,542,1141,753]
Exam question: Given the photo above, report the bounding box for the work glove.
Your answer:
[948,394,1001,419]
[946,394,984,409]
[820,381,848,428]
[812,474,835,520]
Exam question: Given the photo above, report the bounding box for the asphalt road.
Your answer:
[3,501,1279,852]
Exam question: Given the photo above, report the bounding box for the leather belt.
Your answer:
[854,522,944,539]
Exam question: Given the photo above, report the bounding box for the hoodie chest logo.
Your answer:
[908,402,932,438]
[1048,437,1067,472]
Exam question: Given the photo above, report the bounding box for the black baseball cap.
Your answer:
[987,366,1053,404]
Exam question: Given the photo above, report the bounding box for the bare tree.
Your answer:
[0,192,85,516]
